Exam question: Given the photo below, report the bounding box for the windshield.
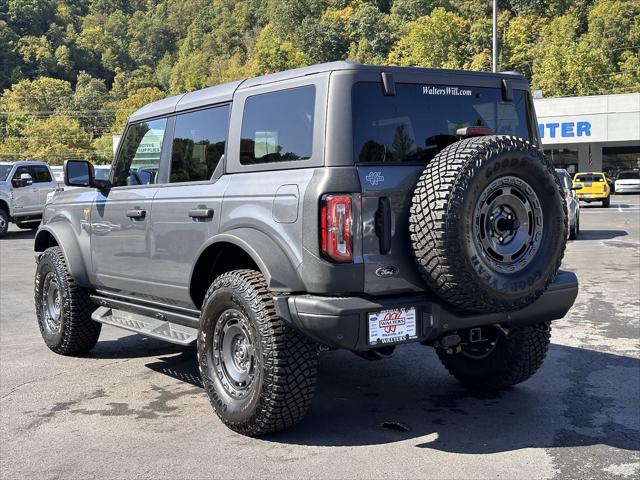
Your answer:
[0,164,13,181]
[352,83,538,164]
[575,174,604,182]
[617,171,640,180]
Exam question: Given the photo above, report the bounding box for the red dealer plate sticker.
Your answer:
[368,307,418,346]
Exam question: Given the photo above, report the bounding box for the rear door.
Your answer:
[351,81,540,295]
[147,105,230,308]
[29,164,56,208]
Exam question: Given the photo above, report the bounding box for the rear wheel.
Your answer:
[436,323,551,389]
[198,270,319,436]
[410,135,567,313]
[34,247,101,355]
[0,209,8,238]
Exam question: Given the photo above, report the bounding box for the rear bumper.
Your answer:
[614,185,640,193]
[274,271,578,351]
[577,193,608,200]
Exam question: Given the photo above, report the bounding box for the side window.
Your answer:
[111,118,167,187]
[30,165,53,183]
[12,166,29,180]
[240,86,315,165]
[170,105,229,183]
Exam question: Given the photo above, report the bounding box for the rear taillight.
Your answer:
[321,194,353,263]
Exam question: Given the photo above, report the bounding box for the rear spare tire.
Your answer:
[410,135,566,313]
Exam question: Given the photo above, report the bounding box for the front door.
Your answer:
[90,118,168,298]
[10,165,39,214]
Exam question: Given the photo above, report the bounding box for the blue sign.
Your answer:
[538,121,591,139]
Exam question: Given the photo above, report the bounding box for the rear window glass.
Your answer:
[575,174,604,182]
[240,86,315,165]
[617,171,640,180]
[352,83,537,164]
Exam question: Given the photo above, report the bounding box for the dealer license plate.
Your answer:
[368,307,418,346]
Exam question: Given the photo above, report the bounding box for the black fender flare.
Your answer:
[189,228,305,294]
[34,224,91,287]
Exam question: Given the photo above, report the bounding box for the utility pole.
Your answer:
[492,0,498,72]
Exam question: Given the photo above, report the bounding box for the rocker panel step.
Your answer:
[91,306,198,346]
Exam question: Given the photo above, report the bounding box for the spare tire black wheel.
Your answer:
[410,135,567,313]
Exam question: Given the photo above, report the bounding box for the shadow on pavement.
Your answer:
[0,229,36,241]
[140,341,640,452]
[578,229,628,240]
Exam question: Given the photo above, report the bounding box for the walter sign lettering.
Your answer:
[538,121,591,139]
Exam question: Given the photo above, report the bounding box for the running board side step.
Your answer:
[91,306,198,346]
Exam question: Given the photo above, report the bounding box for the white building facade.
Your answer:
[534,93,640,177]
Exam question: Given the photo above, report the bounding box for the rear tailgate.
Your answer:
[350,80,540,296]
[574,174,607,196]
[357,165,426,295]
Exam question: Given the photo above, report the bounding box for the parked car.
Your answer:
[555,168,581,239]
[0,161,57,237]
[614,169,640,194]
[572,172,611,207]
[34,62,578,436]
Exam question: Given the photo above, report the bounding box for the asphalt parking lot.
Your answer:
[1,194,639,480]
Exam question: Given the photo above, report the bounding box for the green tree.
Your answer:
[348,3,395,63]
[388,7,470,68]
[111,86,165,132]
[0,20,21,89]
[254,23,310,75]
[1,76,73,136]
[168,51,211,94]
[22,116,93,164]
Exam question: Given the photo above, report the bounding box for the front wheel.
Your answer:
[34,247,102,355]
[436,323,551,389]
[569,213,579,240]
[0,209,8,238]
[198,270,319,436]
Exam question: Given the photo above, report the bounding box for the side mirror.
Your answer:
[19,173,33,187]
[64,159,107,188]
[571,184,583,191]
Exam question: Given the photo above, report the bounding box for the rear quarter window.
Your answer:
[240,86,315,165]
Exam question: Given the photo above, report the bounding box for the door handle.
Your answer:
[126,209,146,219]
[188,208,214,219]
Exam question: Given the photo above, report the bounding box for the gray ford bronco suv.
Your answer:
[34,62,578,436]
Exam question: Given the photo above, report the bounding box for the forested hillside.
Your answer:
[1,0,638,163]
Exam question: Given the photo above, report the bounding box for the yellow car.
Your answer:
[573,172,611,208]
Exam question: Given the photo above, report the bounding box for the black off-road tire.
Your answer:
[437,322,551,389]
[34,247,101,355]
[0,209,8,238]
[603,196,610,208]
[410,135,567,313]
[198,269,319,436]
[16,221,40,230]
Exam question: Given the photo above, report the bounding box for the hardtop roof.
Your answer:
[128,61,528,123]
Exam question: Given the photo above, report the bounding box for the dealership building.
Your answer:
[534,92,640,176]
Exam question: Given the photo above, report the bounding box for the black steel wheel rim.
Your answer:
[212,309,256,399]
[42,271,62,335]
[473,176,543,273]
